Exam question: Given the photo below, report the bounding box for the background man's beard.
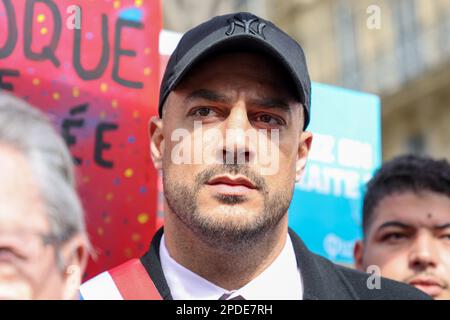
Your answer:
[163,164,294,253]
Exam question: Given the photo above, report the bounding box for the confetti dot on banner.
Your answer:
[144,67,151,76]
[86,32,94,40]
[124,248,132,258]
[135,0,143,7]
[128,136,136,143]
[32,78,40,86]
[132,233,141,242]
[137,213,149,224]
[144,48,151,55]
[133,111,140,118]
[139,186,147,193]
[97,227,104,236]
[100,83,108,92]
[82,176,90,183]
[52,92,60,100]
[106,192,114,201]
[100,111,106,119]
[124,168,133,178]
[37,14,45,23]
[40,27,48,35]
[104,216,112,224]
[113,0,120,9]
[112,99,119,108]
[72,87,80,97]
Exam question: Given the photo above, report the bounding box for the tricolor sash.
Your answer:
[80,259,162,300]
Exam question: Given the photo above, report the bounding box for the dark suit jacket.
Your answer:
[140,227,431,300]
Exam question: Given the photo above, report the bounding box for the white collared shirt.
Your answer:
[160,233,303,300]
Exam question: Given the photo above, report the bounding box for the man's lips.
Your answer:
[207,175,256,189]
[206,175,257,196]
[408,277,445,297]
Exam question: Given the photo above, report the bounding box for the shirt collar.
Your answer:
[160,233,303,300]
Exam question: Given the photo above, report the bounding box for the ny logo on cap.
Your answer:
[226,17,266,39]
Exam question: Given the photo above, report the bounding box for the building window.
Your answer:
[391,0,423,82]
[334,0,361,90]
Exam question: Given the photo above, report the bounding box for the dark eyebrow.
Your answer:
[248,97,292,112]
[185,89,231,105]
[377,221,412,231]
[184,89,292,112]
[434,223,450,230]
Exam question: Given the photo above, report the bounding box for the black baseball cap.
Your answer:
[159,12,312,129]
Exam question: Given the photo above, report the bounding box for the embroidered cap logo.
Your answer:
[225,18,266,39]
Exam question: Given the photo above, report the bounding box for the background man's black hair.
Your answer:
[362,154,450,237]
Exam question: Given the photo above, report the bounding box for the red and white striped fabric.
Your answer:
[80,259,162,300]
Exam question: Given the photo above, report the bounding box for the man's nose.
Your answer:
[408,232,438,271]
[221,104,255,165]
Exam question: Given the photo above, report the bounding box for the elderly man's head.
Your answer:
[0,93,89,299]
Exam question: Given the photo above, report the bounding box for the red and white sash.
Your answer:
[80,259,162,300]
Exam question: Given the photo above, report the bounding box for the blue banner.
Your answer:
[288,82,381,265]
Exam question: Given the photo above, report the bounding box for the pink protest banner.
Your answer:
[0,0,162,279]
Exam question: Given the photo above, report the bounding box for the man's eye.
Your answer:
[440,234,450,241]
[382,233,407,242]
[256,114,283,125]
[192,107,216,117]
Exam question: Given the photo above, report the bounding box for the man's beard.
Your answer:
[163,164,294,253]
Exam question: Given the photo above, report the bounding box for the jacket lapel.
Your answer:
[288,228,359,300]
[140,227,173,300]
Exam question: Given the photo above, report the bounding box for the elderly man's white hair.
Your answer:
[0,91,88,262]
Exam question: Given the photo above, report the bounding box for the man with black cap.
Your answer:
[80,12,430,300]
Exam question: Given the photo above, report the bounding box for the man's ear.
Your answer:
[60,234,89,300]
[295,131,313,182]
[149,116,164,170]
[354,240,365,272]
